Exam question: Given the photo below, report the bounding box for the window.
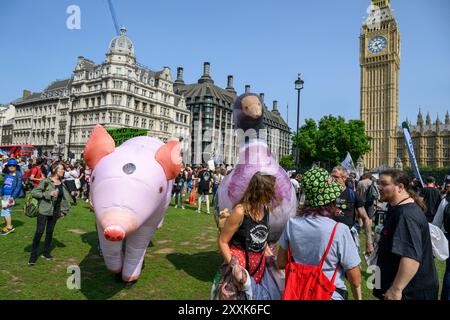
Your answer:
[113,94,121,105]
[114,81,122,89]
[149,120,154,130]
[134,116,139,127]
[444,149,450,158]
[142,118,147,128]
[427,148,434,158]
[125,114,130,125]
[116,67,122,75]
[444,137,450,146]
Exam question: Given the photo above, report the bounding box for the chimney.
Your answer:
[259,93,265,104]
[245,85,251,93]
[198,62,214,84]
[446,111,450,125]
[272,100,279,112]
[23,90,31,98]
[226,75,236,94]
[175,67,185,85]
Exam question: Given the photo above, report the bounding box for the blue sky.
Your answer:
[0,0,449,130]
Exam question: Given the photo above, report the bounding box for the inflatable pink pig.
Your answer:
[84,125,181,282]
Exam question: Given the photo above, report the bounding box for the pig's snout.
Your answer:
[104,226,125,242]
[99,210,139,241]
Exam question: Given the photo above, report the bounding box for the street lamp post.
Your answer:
[294,73,304,172]
[68,93,76,160]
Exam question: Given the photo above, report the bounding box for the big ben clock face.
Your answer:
[368,36,387,54]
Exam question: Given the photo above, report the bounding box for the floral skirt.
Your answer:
[230,245,266,284]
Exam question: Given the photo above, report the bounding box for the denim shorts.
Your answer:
[1,195,12,217]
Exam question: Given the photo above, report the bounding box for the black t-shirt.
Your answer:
[334,188,365,229]
[198,170,212,191]
[78,167,85,183]
[373,202,439,300]
[420,187,442,222]
[230,207,270,253]
[53,184,64,216]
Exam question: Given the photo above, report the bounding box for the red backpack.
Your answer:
[282,223,340,300]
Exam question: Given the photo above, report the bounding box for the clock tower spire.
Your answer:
[360,0,401,169]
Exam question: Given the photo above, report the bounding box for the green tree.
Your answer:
[292,115,371,169]
[279,154,295,170]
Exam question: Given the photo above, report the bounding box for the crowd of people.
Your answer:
[0,155,91,264]
[215,165,450,300]
[171,164,231,214]
[1,152,450,300]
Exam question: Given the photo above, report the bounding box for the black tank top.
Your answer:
[230,206,270,253]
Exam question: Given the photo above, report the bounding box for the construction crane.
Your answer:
[107,0,120,36]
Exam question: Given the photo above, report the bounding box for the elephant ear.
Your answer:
[155,138,182,180]
[84,124,115,169]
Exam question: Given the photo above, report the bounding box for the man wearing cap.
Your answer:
[0,159,24,235]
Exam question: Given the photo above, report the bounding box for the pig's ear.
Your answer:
[155,138,182,180]
[84,125,115,169]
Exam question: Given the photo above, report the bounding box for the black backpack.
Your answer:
[443,195,450,233]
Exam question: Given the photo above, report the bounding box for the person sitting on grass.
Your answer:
[0,159,24,235]
[29,162,72,265]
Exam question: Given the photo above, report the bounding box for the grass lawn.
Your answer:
[0,196,446,300]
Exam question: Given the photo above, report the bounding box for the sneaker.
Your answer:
[174,205,178,209]
[41,253,54,260]
[85,199,90,203]
[182,206,185,210]
[28,256,37,266]
[0,227,15,235]
[196,209,200,213]
[206,211,210,215]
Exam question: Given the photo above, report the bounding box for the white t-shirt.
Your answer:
[290,178,300,192]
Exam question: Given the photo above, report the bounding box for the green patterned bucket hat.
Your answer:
[301,167,343,207]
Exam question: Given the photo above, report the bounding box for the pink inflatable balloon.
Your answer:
[84,125,181,282]
[215,140,297,244]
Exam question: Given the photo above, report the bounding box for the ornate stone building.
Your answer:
[360,0,401,169]
[10,26,190,159]
[395,111,450,168]
[174,62,291,166]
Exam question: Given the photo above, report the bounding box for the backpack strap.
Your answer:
[318,223,340,284]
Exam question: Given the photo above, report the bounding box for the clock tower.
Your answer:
[360,0,401,169]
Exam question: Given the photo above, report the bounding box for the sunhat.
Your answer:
[301,167,343,207]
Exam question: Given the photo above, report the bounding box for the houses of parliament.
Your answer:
[360,0,450,169]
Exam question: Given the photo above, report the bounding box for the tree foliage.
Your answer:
[292,115,371,168]
[279,154,295,170]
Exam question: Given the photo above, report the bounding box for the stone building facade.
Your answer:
[395,111,450,168]
[174,62,291,166]
[10,26,190,159]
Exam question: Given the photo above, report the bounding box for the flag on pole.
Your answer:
[402,122,424,187]
[341,152,360,180]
